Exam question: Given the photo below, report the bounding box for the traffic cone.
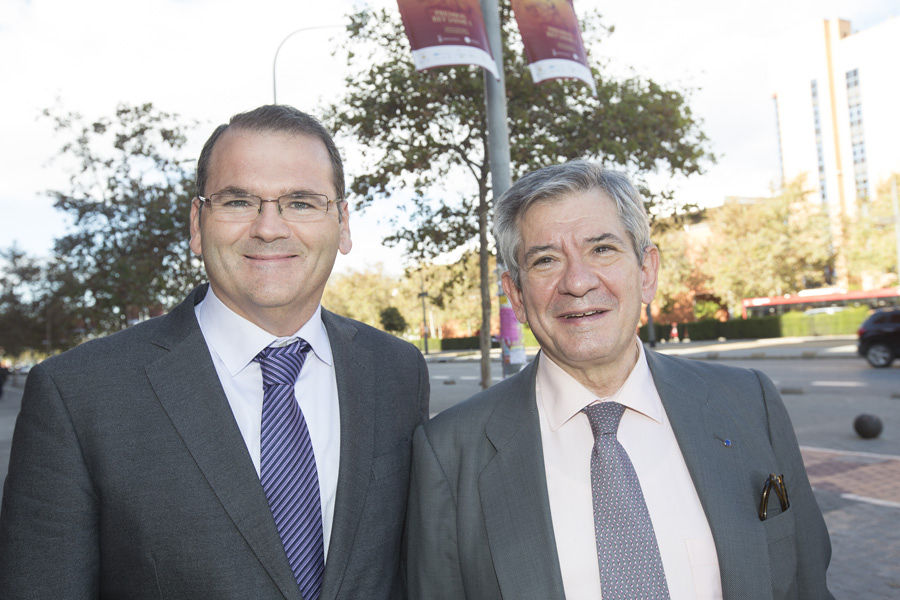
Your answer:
[670,322,679,343]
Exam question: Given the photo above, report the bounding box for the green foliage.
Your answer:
[844,173,900,288]
[646,307,867,342]
[693,300,720,321]
[440,336,499,351]
[0,245,43,356]
[638,322,671,343]
[379,305,408,333]
[327,3,713,381]
[43,103,203,335]
[703,179,834,315]
[329,5,712,259]
[780,306,869,337]
[409,337,442,352]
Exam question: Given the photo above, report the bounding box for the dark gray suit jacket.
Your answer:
[405,351,833,600]
[0,284,429,599]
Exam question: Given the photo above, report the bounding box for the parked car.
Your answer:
[857,307,900,368]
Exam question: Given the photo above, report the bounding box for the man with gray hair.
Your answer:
[405,160,832,599]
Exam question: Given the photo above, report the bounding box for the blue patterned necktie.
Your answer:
[255,339,324,600]
[583,402,670,600]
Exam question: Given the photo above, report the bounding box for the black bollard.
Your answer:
[853,414,883,439]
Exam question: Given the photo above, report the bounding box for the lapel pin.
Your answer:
[714,435,733,448]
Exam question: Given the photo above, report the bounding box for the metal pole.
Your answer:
[645,303,656,348]
[419,291,429,355]
[273,25,342,104]
[892,177,900,287]
[418,269,429,355]
[480,0,525,378]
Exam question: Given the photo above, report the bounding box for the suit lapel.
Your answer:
[478,357,566,599]
[145,286,300,600]
[318,311,374,600]
[646,350,771,598]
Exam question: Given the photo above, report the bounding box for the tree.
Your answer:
[327,4,713,387]
[44,103,203,335]
[702,180,833,314]
[652,220,714,323]
[844,173,900,289]
[323,264,408,328]
[379,306,408,334]
[0,245,44,357]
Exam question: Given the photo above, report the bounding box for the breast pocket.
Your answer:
[762,508,798,598]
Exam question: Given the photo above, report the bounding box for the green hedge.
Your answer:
[428,326,542,352]
[435,336,500,351]
[642,306,869,342]
[779,306,869,336]
[424,307,868,352]
[410,338,442,352]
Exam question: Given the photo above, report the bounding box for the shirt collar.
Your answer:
[536,338,663,431]
[196,287,333,377]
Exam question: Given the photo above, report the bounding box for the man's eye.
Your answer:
[593,245,613,254]
[532,256,553,267]
[220,196,254,208]
[285,200,315,211]
[283,195,325,211]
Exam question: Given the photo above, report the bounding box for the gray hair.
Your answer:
[493,160,652,287]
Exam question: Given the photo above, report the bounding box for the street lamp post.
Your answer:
[272,25,342,104]
[418,291,429,355]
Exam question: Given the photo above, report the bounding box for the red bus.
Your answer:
[741,287,900,319]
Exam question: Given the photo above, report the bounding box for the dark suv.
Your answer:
[857,307,900,368]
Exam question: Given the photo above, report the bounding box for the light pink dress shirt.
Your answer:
[535,339,723,600]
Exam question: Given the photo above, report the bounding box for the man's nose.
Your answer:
[249,200,291,240]
[558,256,601,297]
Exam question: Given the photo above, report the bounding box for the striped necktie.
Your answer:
[255,339,324,600]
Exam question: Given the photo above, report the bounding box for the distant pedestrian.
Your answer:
[0,363,9,401]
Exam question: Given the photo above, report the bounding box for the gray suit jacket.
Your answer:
[405,350,833,600]
[0,284,429,599]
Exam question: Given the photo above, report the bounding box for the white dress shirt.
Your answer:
[536,339,723,600]
[195,289,341,559]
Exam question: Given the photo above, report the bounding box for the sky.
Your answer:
[0,0,896,275]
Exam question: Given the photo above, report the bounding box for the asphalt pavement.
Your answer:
[1,335,898,596]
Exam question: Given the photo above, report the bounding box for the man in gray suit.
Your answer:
[405,160,832,599]
[0,105,429,599]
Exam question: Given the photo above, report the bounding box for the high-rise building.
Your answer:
[772,16,899,284]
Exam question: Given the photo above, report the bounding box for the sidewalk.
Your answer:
[423,334,859,363]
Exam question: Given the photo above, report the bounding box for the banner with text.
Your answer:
[397,0,499,79]
[511,0,595,93]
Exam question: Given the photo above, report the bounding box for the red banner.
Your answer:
[397,0,499,79]
[511,0,595,93]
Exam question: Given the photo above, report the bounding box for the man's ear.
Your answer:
[501,271,528,325]
[189,198,202,256]
[338,200,351,255]
[640,245,660,305]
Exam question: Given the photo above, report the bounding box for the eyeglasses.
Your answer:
[197,190,339,223]
[758,473,790,521]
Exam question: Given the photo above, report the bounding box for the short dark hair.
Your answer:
[195,105,345,201]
